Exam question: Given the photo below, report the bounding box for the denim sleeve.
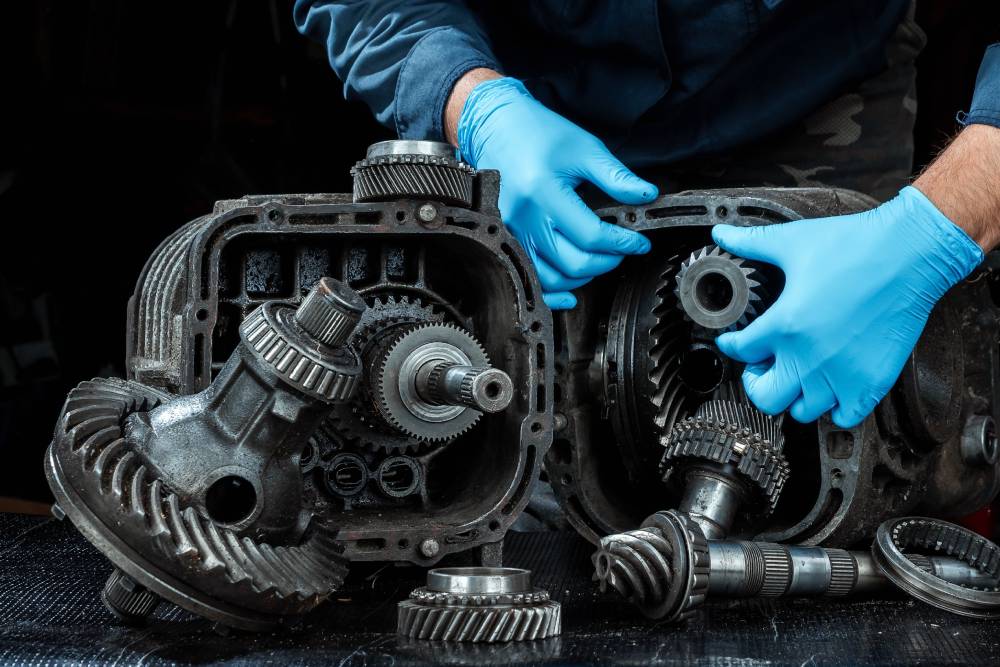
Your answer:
[293,1,499,141]
[959,43,1000,130]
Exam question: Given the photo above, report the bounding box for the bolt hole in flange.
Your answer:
[679,345,727,394]
[377,457,421,498]
[325,453,368,497]
[205,475,258,524]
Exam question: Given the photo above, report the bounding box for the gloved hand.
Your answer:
[456,78,657,309]
[713,186,983,428]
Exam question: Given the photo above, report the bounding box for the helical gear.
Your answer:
[397,568,561,642]
[674,245,763,332]
[660,400,790,515]
[647,256,695,435]
[351,153,475,208]
[45,377,349,628]
[593,510,710,621]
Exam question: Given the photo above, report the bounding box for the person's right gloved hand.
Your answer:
[456,78,658,309]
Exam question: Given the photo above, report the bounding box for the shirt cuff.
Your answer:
[958,43,1000,130]
[394,27,499,141]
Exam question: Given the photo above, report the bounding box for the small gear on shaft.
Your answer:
[675,244,763,331]
[398,567,561,642]
[593,510,710,622]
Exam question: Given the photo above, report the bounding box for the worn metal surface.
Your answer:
[124,168,552,566]
[546,187,1000,548]
[3,514,999,666]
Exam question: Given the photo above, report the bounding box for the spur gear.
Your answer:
[675,244,763,331]
[660,400,789,538]
[398,567,561,642]
[325,293,446,455]
[351,140,475,208]
[372,323,507,442]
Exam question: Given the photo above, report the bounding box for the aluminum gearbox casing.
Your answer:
[124,169,552,566]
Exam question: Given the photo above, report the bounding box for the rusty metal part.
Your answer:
[596,511,998,622]
[46,278,364,629]
[124,155,550,567]
[546,188,1000,549]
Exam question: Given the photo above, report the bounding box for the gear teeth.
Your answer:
[351,154,475,208]
[397,593,560,642]
[374,322,489,442]
[674,244,765,332]
[647,256,692,433]
[325,294,446,455]
[49,378,350,616]
[594,510,709,622]
[660,400,789,515]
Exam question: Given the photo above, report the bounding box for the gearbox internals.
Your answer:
[44,140,1000,638]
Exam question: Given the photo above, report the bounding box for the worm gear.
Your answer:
[593,510,710,622]
[372,323,495,442]
[675,244,763,331]
[657,399,789,540]
[351,140,475,208]
[397,567,561,642]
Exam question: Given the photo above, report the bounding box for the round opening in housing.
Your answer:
[325,453,369,497]
[205,475,258,524]
[377,456,421,498]
[679,346,727,394]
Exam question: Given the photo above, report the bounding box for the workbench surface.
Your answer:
[1,513,997,666]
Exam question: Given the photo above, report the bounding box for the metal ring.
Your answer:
[871,516,1000,618]
[426,567,532,595]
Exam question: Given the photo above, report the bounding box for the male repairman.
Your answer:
[294,2,1000,430]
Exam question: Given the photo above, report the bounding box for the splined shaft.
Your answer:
[416,362,514,413]
[595,510,998,621]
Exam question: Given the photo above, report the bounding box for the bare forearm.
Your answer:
[914,123,1000,252]
[444,67,503,146]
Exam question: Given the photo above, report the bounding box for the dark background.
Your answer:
[0,1,996,509]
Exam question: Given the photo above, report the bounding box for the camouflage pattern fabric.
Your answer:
[654,4,926,203]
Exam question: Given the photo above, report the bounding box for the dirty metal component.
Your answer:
[101,568,160,625]
[547,188,1000,549]
[352,140,475,208]
[961,415,999,467]
[596,510,998,621]
[592,510,709,622]
[125,148,550,566]
[872,517,1000,618]
[373,323,512,442]
[397,567,561,641]
[660,400,789,539]
[675,245,762,331]
[46,277,365,629]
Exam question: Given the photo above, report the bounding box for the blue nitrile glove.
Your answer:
[713,186,983,428]
[456,78,657,309]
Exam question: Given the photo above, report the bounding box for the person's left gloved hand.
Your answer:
[712,186,983,428]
